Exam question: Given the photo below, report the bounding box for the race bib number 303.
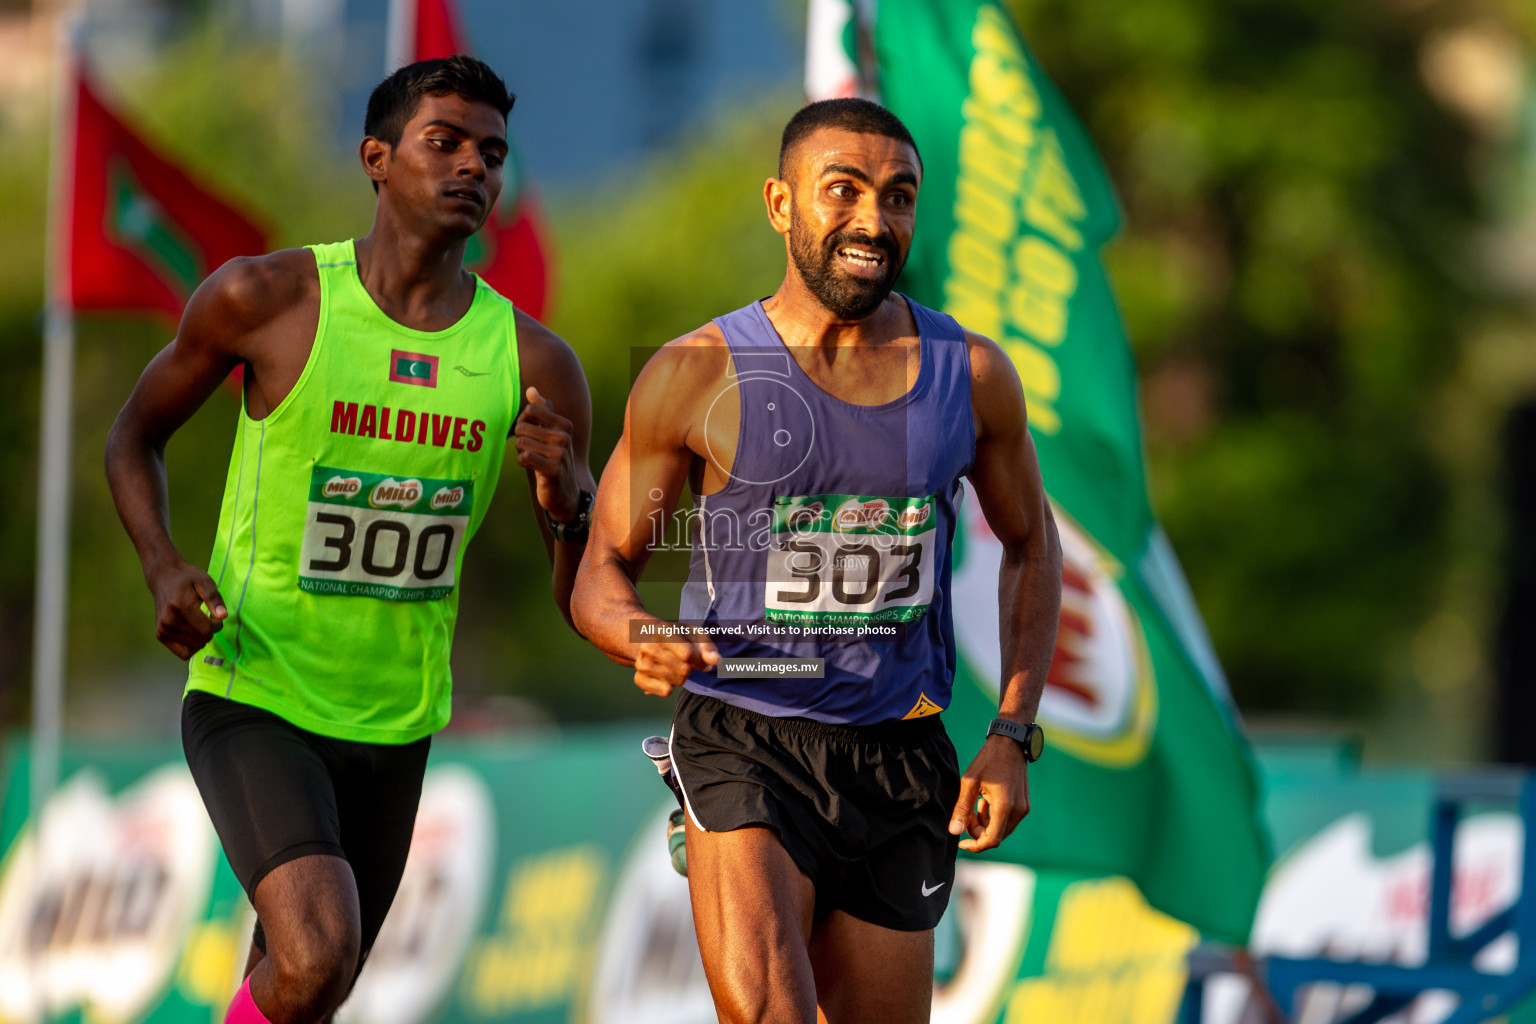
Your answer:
[298,466,474,602]
[765,493,939,626]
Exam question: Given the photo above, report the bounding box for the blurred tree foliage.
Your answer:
[1005,0,1529,741]
[0,86,47,728]
[2,3,1530,750]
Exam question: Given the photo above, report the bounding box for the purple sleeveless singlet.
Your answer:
[678,296,976,725]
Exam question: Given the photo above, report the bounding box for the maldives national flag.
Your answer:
[391,0,553,319]
[64,68,266,318]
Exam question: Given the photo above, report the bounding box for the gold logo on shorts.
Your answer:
[903,693,943,720]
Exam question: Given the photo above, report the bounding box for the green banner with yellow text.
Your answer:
[0,736,1200,1024]
[6,736,1533,1023]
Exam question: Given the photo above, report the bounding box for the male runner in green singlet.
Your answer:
[573,99,1060,1024]
[105,57,594,1024]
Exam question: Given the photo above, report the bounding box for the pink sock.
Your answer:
[225,978,274,1024]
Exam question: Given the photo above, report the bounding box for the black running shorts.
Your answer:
[181,691,429,956]
[670,688,961,931]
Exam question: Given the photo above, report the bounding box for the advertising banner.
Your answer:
[0,735,1529,1024]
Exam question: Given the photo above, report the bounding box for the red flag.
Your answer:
[65,68,266,318]
[395,0,554,319]
[468,188,551,319]
[410,0,467,60]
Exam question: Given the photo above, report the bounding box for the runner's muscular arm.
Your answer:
[104,252,313,660]
[512,310,596,628]
[948,332,1063,853]
[571,337,722,692]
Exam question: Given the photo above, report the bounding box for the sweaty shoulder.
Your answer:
[627,323,732,445]
[964,329,1028,441]
[182,248,319,358]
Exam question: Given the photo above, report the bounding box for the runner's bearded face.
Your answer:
[381,92,508,238]
[785,130,919,320]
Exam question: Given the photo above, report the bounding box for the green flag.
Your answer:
[807,0,1270,943]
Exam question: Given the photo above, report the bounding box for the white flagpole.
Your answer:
[384,0,412,72]
[33,10,80,823]
[804,0,880,102]
[852,0,881,102]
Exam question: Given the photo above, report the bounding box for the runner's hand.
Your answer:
[949,734,1030,853]
[148,558,228,660]
[633,635,718,697]
[515,386,579,522]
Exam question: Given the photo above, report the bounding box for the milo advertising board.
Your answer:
[2,734,1533,1024]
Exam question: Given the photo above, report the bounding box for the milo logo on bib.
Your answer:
[833,498,893,532]
[430,486,466,510]
[321,476,362,499]
[299,466,474,602]
[765,492,940,626]
[369,477,422,509]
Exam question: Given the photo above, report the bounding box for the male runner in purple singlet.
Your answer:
[572,99,1061,1024]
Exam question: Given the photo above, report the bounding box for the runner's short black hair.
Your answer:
[365,55,514,147]
[779,98,922,179]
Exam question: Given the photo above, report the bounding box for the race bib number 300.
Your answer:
[298,466,474,602]
[764,493,939,626]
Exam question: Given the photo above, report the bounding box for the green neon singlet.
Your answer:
[185,239,520,743]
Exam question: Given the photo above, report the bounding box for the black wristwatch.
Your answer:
[545,489,594,543]
[987,718,1045,762]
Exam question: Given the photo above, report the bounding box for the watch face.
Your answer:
[1028,724,1045,761]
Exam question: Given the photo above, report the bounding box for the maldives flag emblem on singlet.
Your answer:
[390,350,439,387]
